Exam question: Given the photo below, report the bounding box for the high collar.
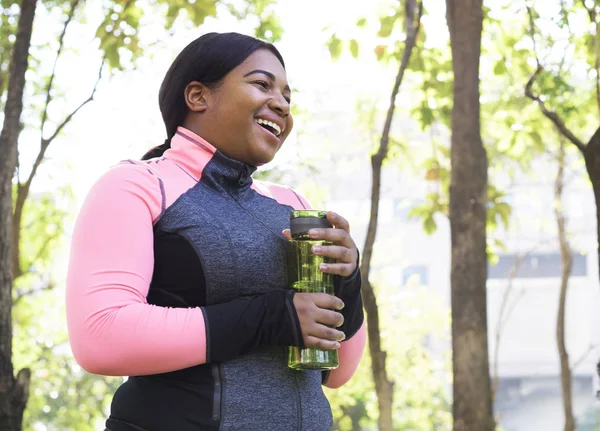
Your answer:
[163,127,257,189]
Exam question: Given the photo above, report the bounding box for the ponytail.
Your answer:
[141,139,171,160]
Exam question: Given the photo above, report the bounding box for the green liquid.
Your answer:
[287,242,339,371]
[288,345,339,370]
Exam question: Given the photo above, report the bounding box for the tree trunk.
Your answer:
[445,1,494,430]
[359,2,422,430]
[0,0,37,429]
[554,140,575,431]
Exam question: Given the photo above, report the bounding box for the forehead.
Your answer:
[233,49,288,84]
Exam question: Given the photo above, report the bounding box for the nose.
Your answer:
[269,92,290,117]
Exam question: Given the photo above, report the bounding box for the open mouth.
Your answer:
[256,118,282,137]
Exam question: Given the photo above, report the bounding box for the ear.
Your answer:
[184,81,210,113]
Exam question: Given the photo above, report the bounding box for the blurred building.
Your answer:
[310,107,600,429]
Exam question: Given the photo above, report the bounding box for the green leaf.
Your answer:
[423,214,437,235]
[356,17,367,28]
[378,15,397,38]
[349,39,359,59]
[418,103,435,128]
[495,202,511,228]
[328,34,343,60]
[493,59,507,75]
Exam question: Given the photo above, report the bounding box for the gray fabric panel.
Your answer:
[221,347,332,431]
[156,151,334,430]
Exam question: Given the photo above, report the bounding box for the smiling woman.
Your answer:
[65,32,366,431]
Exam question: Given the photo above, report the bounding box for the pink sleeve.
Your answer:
[324,322,366,388]
[66,163,207,376]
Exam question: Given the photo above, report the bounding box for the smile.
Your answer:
[256,118,282,137]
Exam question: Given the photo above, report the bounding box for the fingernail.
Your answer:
[312,246,322,254]
[309,229,319,238]
[330,212,337,219]
[339,333,346,341]
[337,301,345,310]
[334,342,341,349]
[320,263,328,271]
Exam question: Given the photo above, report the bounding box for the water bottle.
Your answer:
[287,210,339,370]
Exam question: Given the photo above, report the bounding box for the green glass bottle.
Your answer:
[287,210,339,370]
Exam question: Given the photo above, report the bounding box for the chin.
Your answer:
[250,150,279,166]
[253,155,276,167]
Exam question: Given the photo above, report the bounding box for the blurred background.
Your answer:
[2,0,600,430]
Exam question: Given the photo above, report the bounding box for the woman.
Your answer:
[66,32,366,431]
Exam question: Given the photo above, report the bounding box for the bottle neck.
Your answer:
[291,232,312,240]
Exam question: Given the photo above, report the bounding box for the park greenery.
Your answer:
[2,0,600,430]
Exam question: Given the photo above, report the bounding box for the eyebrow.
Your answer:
[244,69,291,93]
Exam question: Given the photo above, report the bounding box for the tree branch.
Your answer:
[18,57,104,203]
[359,3,424,430]
[43,57,105,146]
[579,0,600,113]
[525,67,587,153]
[12,57,104,278]
[362,0,424,274]
[524,5,586,153]
[40,0,82,138]
[491,251,530,401]
[525,4,541,69]
[372,0,424,163]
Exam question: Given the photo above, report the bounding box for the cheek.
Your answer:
[285,116,294,137]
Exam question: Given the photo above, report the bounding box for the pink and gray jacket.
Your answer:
[66,126,366,431]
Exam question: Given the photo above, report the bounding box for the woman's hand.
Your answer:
[283,211,359,277]
[293,292,345,350]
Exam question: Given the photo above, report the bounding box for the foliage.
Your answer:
[8,185,125,431]
[325,285,452,431]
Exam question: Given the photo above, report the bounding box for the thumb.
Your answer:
[282,229,292,241]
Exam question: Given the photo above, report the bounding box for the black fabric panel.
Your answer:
[106,370,219,431]
[107,229,220,430]
[335,264,364,341]
[147,229,206,307]
[203,289,304,363]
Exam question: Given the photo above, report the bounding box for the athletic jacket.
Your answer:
[66,126,366,431]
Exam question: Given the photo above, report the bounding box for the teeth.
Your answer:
[256,118,282,136]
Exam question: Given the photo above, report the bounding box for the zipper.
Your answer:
[212,363,222,422]
[226,190,288,243]
[293,372,302,431]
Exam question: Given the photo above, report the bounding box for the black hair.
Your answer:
[142,32,285,160]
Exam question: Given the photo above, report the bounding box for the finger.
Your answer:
[313,308,345,328]
[327,211,350,233]
[319,262,356,277]
[282,229,292,241]
[303,336,341,351]
[309,292,345,310]
[309,324,346,342]
[312,244,355,263]
[308,227,354,248]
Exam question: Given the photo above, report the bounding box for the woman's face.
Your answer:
[184,48,293,167]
